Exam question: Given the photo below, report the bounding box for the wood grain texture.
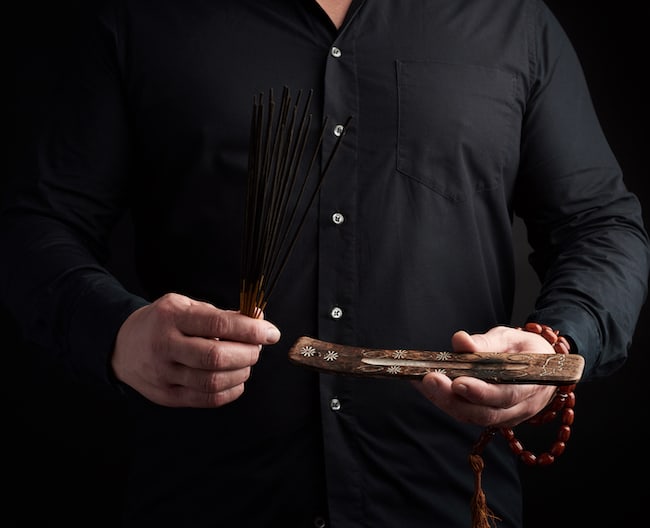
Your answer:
[288,336,584,384]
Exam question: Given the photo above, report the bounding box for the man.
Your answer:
[4,1,648,527]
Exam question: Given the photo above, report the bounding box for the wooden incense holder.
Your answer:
[288,336,584,384]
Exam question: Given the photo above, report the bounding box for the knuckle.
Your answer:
[243,323,262,343]
[202,340,223,369]
[208,311,231,338]
[209,385,244,408]
[156,292,178,312]
[203,371,220,392]
[151,296,179,326]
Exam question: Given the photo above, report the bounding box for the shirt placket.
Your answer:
[317,24,365,527]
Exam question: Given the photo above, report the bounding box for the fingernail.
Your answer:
[266,326,281,342]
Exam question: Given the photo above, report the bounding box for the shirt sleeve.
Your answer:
[1,5,148,393]
[515,2,650,380]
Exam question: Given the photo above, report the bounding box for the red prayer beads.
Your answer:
[500,322,577,466]
[468,323,578,528]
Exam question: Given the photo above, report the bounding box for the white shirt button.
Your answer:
[330,306,343,319]
[330,398,341,411]
[331,212,345,224]
[331,46,342,58]
[333,124,345,137]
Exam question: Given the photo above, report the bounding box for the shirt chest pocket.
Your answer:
[396,60,519,202]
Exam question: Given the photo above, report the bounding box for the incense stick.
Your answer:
[240,87,351,317]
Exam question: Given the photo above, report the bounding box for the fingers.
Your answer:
[170,334,262,371]
[452,326,555,355]
[112,292,282,408]
[161,293,281,345]
[415,373,557,428]
[137,375,248,408]
[451,330,483,352]
[132,356,256,408]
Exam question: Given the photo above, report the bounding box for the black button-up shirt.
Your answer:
[4,1,649,527]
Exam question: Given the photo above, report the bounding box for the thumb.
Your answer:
[450,330,486,353]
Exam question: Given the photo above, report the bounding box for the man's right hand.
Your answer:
[112,292,281,407]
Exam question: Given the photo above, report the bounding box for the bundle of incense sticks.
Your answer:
[239,87,351,317]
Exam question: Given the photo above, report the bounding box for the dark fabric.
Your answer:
[3,1,649,527]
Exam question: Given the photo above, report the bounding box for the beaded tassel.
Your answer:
[469,428,500,528]
[468,323,577,528]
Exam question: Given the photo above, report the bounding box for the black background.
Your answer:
[6,2,649,526]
